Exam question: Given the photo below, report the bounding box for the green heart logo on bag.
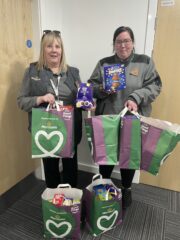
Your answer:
[46,220,72,238]
[32,109,67,158]
[89,198,121,236]
[35,130,64,157]
[42,200,77,239]
[97,210,118,231]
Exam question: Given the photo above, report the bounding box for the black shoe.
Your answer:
[122,188,132,209]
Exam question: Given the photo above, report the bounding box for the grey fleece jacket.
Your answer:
[17,63,82,145]
[17,63,80,112]
[88,53,162,117]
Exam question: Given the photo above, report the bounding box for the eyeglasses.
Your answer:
[42,30,61,39]
[115,39,132,46]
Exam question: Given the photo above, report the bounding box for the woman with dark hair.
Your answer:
[88,26,162,209]
[17,30,82,188]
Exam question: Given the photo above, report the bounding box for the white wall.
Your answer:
[36,0,158,183]
[39,0,152,81]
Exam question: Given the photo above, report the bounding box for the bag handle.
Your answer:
[119,106,129,117]
[87,106,129,120]
[102,107,129,121]
[92,174,102,182]
[87,110,91,118]
[119,107,141,119]
[105,186,117,200]
[88,106,140,120]
[176,126,180,135]
[46,101,60,112]
[57,184,71,188]
[130,110,141,119]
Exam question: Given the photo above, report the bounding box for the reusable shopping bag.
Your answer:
[84,174,122,236]
[31,103,74,158]
[42,184,83,239]
[140,116,180,175]
[119,109,141,169]
[84,112,120,165]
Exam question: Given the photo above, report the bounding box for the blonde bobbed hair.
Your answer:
[37,31,68,72]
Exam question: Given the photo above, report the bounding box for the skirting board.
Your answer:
[35,161,140,184]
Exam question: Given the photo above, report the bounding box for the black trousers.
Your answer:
[99,165,135,189]
[42,146,78,188]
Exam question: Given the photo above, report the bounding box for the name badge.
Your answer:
[31,76,41,81]
[130,68,139,76]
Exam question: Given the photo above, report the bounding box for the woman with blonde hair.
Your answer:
[17,30,82,188]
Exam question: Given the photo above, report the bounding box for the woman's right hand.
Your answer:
[124,100,138,112]
[36,93,55,106]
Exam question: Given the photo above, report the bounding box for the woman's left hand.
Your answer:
[125,100,138,112]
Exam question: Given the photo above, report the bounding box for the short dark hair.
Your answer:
[113,26,135,44]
